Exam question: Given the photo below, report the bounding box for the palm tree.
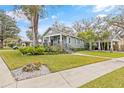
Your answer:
[16,5,46,46]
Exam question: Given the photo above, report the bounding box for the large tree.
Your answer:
[108,6,124,29]
[0,11,20,48]
[72,21,85,32]
[26,29,41,41]
[73,19,96,50]
[94,17,110,51]
[98,31,111,50]
[16,5,46,46]
[4,37,21,48]
[73,18,94,32]
[105,7,124,52]
[78,28,96,50]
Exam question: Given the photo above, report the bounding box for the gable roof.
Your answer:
[42,26,76,37]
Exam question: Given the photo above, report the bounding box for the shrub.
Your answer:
[19,46,45,55]
[19,47,28,55]
[19,45,64,55]
[35,47,45,55]
[8,43,15,48]
[44,46,51,52]
[49,45,62,53]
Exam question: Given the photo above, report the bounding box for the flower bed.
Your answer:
[11,62,51,81]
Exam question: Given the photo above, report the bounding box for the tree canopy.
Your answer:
[15,5,46,46]
[0,11,20,48]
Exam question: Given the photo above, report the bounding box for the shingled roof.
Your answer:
[42,25,76,37]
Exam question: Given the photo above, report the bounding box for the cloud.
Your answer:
[96,14,107,17]
[5,10,29,23]
[93,5,115,12]
[18,26,29,41]
[51,15,57,20]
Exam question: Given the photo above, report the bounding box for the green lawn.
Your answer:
[78,51,124,58]
[81,67,124,88]
[0,48,12,50]
[0,50,109,72]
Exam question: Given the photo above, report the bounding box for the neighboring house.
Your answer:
[117,33,124,51]
[21,40,33,46]
[42,27,84,50]
[109,30,124,51]
[21,39,42,47]
[97,30,124,51]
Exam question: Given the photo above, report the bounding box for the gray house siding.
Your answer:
[42,27,84,49]
[67,36,84,48]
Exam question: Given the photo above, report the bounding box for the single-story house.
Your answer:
[94,30,124,51]
[116,33,124,51]
[21,40,33,46]
[108,30,124,51]
[21,40,42,47]
[42,27,84,50]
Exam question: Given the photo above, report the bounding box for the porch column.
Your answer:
[66,36,69,47]
[118,42,121,51]
[110,40,113,52]
[98,41,101,51]
[48,36,51,46]
[42,37,44,44]
[60,34,63,50]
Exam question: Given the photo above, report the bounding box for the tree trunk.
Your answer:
[32,13,39,46]
[110,40,113,52]
[98,41,101,51]
[0,21,3,48]
[89,42,92,51]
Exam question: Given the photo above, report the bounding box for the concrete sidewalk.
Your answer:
[1,57,124,88]
[0,58,16,88]
[72,53,112,59]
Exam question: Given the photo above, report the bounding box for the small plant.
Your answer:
[22,62,42,72]
[33,62,42,70]
[22,64,34,72]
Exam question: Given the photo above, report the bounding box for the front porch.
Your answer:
[90,40,121,51]
[43,34,68,47]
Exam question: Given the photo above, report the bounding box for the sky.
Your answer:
[0,5,117,40]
